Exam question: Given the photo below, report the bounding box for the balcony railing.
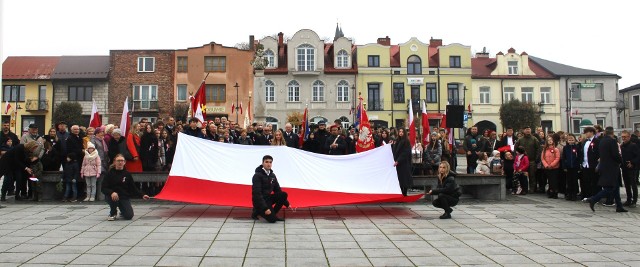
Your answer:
[26,99,48,111]
[366,100,385,111]
[133,100,159,110]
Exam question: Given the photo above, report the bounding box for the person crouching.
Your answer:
[427,162,461,219]
[251,155,289,223]
[101,154,149,221]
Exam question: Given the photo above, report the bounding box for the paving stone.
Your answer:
[285,257,329,266]
[243,257,286,267]
[326,257,372,267]
[199,257,245,267]
[70,254,120,265]
[156,255,202,267]
[112,255,161,266]
[26,253,79,265]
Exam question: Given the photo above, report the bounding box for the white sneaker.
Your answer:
[89,198,95,202]
[83,197,89,202]
[107,215,116,221]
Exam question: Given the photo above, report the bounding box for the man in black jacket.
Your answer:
[283,123,299,148]
[251,155,289,223]
[583,127,626,212]
[578,126,599,198]
[0,121,19,149]
[0,141,38,201]
[621,130,639,207]
[325,125,346,155]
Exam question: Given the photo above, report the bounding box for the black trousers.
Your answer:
[565,168,579,198]
[254,191,288,223]
[1,169,21,196]
[104,194,135,220]
[433,193,459,213]
[623,169,638,203]
[580,168,597,198]
[545,168,559,193]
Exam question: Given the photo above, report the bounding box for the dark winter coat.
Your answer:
[0,144,31,175]
[108,137,126,163]
[41,148,61,171]
[283,131,299,148]
[66,134,84,163]
[302,137,320,153]
[325,135,346,155]
[597,135,622,187]
[140,132,159,171]
[61,160,79,182]
[562,144,581,169]
[515,134,541,163]
[392,137,412,188]
[578,137,600,170]
[251,165,283,212]
[101,168,145,200]
[621,141,640,170]
[431,172,461,198]
[0,131,20,148]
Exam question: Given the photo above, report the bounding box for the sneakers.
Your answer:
[602,203,615,207]
[107,215,116,221]
[89,198,95,202]
[83,197,90,202]
[70,199,77,203]
[516,187,523,195]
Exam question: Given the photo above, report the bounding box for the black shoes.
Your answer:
[583,198,596,212]
[439,213,451,219]
[616,208,628,213]
[275,217,285,222]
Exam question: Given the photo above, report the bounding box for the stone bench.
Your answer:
[40,171,169,201]
[412,174,506,201]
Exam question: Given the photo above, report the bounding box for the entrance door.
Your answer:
[21,115,45,136]
[368,83,382,111]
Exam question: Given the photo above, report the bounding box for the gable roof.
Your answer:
[620,82,640,93]
[51,56,110,79]
[471,57,555,79]
[529,56,620,78]
[2,56,60,80]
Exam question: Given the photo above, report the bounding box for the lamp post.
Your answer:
[234,82,239,123]
[248,90,252,125]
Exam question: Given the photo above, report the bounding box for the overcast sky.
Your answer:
[2,0,637,89]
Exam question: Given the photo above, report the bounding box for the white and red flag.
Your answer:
[119,97,131,136]
[155,133,422,207]
[421,100,430,145]
[355,98,375,153]
[408,102,416,147]
[89,100,101,128]
[4,101,11,115]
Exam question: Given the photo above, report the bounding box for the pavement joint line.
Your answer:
[308,206,331,266]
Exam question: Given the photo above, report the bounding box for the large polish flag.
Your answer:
[155,133,423,207]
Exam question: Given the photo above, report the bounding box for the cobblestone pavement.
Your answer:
[0,192,638,267]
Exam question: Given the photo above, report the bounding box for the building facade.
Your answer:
[175,42,254,123]
[254,29,357,130]
[471,49,560,133]
[619,83,640,131]
[529,56,620,134]
[2,56,59,136]
[109,50,175,125]
[356,37,472,138]
[52,56,110,125]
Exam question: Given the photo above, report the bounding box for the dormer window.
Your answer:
[407,55,422,74]
[337,50,349,68]
[296,44,315,71]
[508,61,518,75]
[265,49,275,68]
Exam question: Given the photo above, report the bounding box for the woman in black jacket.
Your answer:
[107,129,125,163]
[302,132,320,153]
[139,124,159,171]
[392,128,412,196]
[101,154,149,221]
[1,141,39,201]
[428,161,461,219]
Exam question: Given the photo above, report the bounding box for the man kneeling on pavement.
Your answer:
[251,155,289,223]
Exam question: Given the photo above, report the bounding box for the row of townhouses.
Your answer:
[2,27,626,138]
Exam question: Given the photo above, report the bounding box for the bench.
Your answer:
[39,171,169,201]
[412,174,506,201]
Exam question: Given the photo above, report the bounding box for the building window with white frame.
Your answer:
[337,80,349,102]
[177,84,187,101]
[508,61,518,75]
[521,87,533,103]
[265,50,275,68]
[137,57,155,72]
[479,86,490,104]
[572,119,581,134]
[503,87,515,102]
[571,83,581,100]
[312,80,325,102]
[133,85,158,109]
[265,80,275,102]
[596,117,605,127]
[288,80,300,102]
[540,87,551,104]
[337,50,349,68]
[296,44,315,71]
[426,83,437,103]
[595,83,604,100]
[633,95,640,111]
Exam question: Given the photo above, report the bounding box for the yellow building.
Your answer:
[471,48,561,133]
[356,37,471,139]
[2,56,58,136]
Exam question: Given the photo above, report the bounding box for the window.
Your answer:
[407,55,422,74]
[368,83,382,111]
[596,117,605,127]
[265,80,275,102]
[337,80,349,102]
[393,83,405,103]
[368,55,380,67]
[595,83,604,100]
[571,83,581,100]
[449,56,461,68]
[447,83,460,105]
[204,56,226,72]
[3,85,26,102]
[539,87,551,104]
[177,84,187,101]
[288,80,300,102]
[68,86,93,101]
[426,83,437,103]
[133,85,158,109]
[205,84,226,102]
[137,57,155,72]
[503,87,515,102]
[337,50,349,68]
[265,50,275,68]
[38,85,47,110]
[479,86,490,104]
[312,80,325,102]
[410,85,420,111]
[177,56,188,72]
[521,87,533,103]
[633,95,639,111]
[508,61,518,75]
[296,44,315,71]
[572,119,581,134]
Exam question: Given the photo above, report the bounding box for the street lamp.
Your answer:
[234,82,240,123]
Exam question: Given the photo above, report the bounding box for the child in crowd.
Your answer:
[81,142,101,202]
[62,152,80,202]
[513,146,530,195]
[562,134,581,201]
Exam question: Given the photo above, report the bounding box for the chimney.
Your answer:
[278,32,284,46]
[475,47,489,58]
[377,36,390,46]
[429,38,443,48]
[249,35,255,51]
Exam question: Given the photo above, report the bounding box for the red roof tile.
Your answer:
[390,45,400,67]
[2,56,60,80]
[264,43,288,74]
[429,47,439,67]
[471,56,555,79]
[324,43,357,74]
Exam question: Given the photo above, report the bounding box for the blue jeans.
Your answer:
[64,181,77,199]
[591,185,623,209]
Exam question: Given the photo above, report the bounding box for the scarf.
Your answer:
[84,149,99,161]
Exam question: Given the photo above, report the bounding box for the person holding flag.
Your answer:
[355,97,375,153]
[393,128,412,196]
[298,106,309,148]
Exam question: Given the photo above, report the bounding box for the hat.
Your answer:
[95,126,104,134]
[29,124,38,129]
[87,142,96,150]
[470,139,477,144]
[112,129,122,135]
[329,125,339,131]
[318,121,326,125]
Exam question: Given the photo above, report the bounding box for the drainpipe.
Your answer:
[500,78,504,131]
[566,78,570,132]
[390,69,394,126]
[437,67,441,114]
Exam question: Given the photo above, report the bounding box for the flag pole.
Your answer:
[190,72,210,120]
